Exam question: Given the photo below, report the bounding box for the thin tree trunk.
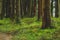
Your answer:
[16,0,20,23]
[29,0,32,17]
[5,0,10,18]
[38,0,42,21]
[11,0,15,20]
[55,0,59,17]
[33,0,36,17]
[30,0,35,17]
[20,0,23,18]
[51,0,53,17]
[0,0,6,19]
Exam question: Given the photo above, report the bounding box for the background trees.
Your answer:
[51,0,53,17]
[42,0,51,28]
[0,0,59,28]
[38,0,42,21]
[58,0,60,17]
[0,0,6,19]
[55,0,59,17]
[0,0,60,40]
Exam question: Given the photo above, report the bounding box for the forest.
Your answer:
[0,0,60,40]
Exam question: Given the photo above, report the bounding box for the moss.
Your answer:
[0,17,60,40]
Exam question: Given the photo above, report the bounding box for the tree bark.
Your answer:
[10,0,15,20]
[16,0,20,23]
[38,0,42,21]
[33,0,36,17]
[51,0,53,17]
[5,0,11,18]
[42,0,51,28]
[55,0,59,17]
[0,0,6,19]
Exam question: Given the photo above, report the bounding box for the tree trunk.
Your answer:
[38,0,42,21]
[0,0,6,19]
[5,0,10,18]
[51,0,53,17]
[55,0,59,17]
[33,0,36,17]
[42,0,51,29]
[16,0,20,23]
[10,0,15,20]
[20,0,23,18]
[58,0,60,17]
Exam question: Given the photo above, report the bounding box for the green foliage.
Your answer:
[0,17,60,40]
[51,17,60,28]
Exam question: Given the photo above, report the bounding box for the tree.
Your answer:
[28,0,33,17]
[38,0,42,21]
[0,0,6,19]
[55,0,59,17]
[15,0,20,23]
[10,0,15,21]
[20,0,23,18]
[42,0,51,28]
[51,0,53,17]
[5,0,11,18]
[58,0,60,17]
[33,0,36,17]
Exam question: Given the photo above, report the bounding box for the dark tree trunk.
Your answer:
[8,0,11,18]
[20,0,23,18]
[30,0,35,17]
[10,0,15,20]
[55,0,59,17]
[42,0,51,29]
[51,0,53,17]
[5,0,11,18]
[27,0,32,17]
[33,0,36,17]
[38,0,42,21]
[0,0,6,19]
[16,0,20,23]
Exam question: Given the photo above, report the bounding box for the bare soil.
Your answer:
[0,33,12,40]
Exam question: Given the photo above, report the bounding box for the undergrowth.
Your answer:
[0,17,60,40]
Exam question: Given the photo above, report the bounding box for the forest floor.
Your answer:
[0,17,60,40]
[0,32,12,40]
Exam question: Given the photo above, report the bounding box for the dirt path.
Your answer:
[0,33,12,40]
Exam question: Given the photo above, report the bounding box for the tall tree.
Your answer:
[5,0,11,18]
[33,0,36,17]
[58,0,60,17]
[0,0,6,19]
[51,0,53,17]
[38,0,42,21]
[42,0,51,28]
[28,0,32,17]
[10,0,15,21]
[55,0,59,17]
[20,0,23,18]
[16,0,20,23]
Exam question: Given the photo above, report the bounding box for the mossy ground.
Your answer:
[0,17,60,40]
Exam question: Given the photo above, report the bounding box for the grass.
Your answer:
[0,17,60,40]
